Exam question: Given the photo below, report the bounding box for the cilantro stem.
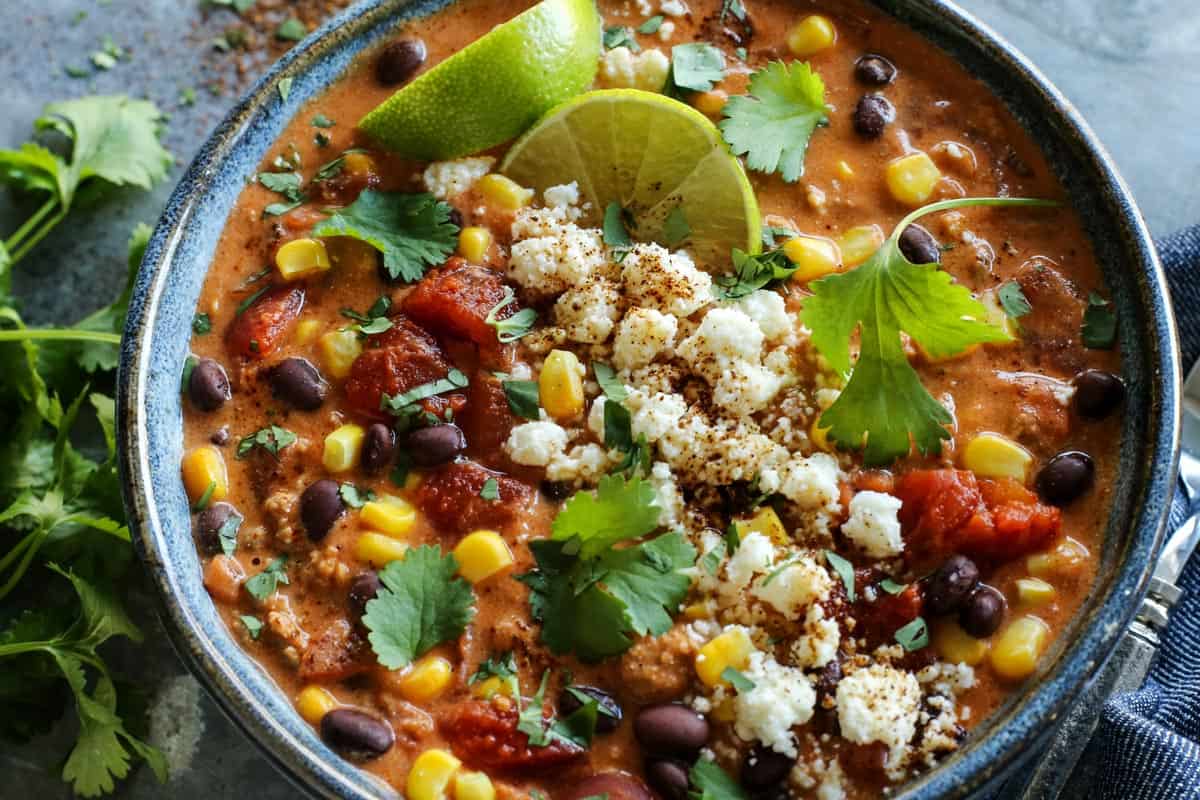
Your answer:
[4,197,60,255]
[892,197,1059,243]
[9,208,68,264]
[0,527,47,602]
[0,328,121,345]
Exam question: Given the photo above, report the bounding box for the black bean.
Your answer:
[406,423,466,466]
[447,207,465,229]
[540,480,573,501]
[645,759,691,800]
[319,708,394,760]
[269,357,327,411]
[361,423,397,473]
[563,773,653,800]
[188,358,231,412]
[1036,451,1095,507]
[814,657,842,710]
[375,39,426,86]
[852,93,895,139]
[210,426,231,446]
[348,571,382,621]
[855,53,897,86]
[1073,370,1125,420]
[559,685,622,733]
[634,703,709,759]
[924,555,980,616]
[195,502,241,555]
[959,584,1006,638]
[741,745,795,791]
[898,223,942,265]
[300,479,345,541]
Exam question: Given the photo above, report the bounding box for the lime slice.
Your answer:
[500,89,761,266]
[359,0,601,160]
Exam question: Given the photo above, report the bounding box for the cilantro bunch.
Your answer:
[518,475,696,662]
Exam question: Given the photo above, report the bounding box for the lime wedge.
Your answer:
[500,89,761,265]
[359,0,601,160]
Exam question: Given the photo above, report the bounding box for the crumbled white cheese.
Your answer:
[752,553,832,619]
[836,664,921,761]
[660,0,688,16]
[626,389,689,444]
[842,490,904,558]
[597,46,671,92]
[509,223,610,297]
[733,650,816,757]
[727,290,792,343]
[790,603,840,668]
[621,244,712,318]
[587,395,608,441]
[543,182,582,213]
[503,420,569,466]
[658,20,676,41]
[772,453,843,512]
[613,308,678,371]
[723,532,776,597]
[815,762,847,800]
[677,307,785,415]
[658,411,788,488]
[546,443,613,483]
[649,461,683,527]
[554,278,621,344]
[421,156,495,199]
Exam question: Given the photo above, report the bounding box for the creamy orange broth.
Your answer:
[182,1,1120,797]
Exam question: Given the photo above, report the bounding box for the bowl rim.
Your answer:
[117,1,1182,798]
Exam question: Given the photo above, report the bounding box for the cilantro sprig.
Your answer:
[714,248,795,300]
[485,286,537,343]
[800,197,1057,464]
[720,60,829,183]
[312,190,459,283]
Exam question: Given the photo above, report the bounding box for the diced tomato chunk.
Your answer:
[415,461,533,535]
[402,258,517,362]
[854,582,924,648]
[343,315,451,421]
[298,619,374,682]
[226,285,304,360]
[896,469,1060,565]
[458,372,518,458]
[440,701,584,772]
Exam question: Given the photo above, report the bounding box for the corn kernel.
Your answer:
[318,329,363,379]
[399,656,453,703]
[886,152,942,206]
[454,530,515,583]
[342,151,376,180]
[695,627,754,687]
[783,235,841,282]
[407,749,462,800]
[786,14,837,57]
[294,318,322,346]
[361,495,417,538]
[472,675,516,699]
[454,772,495,800]
[835,160,855,180]
[933,621,989,666]
[837,225,885,268]
[458,226,493,264]
[1016,577,1056,607]
[275,238,331,281]
[810,418,833,452]
[323,424,365,472]
[963,432,1033,483]
[1027,538,1089,577]
[356,532,408,567]
[476,174,533,212]
[683,601,712,621]
[540,349,585,421]
[735,506,788,546]
[295,686,338,725]
[991,615,1050,681]
[693,90,728,117]
[182,446,228,505]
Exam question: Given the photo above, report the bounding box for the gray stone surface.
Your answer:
[1,0,1197,797]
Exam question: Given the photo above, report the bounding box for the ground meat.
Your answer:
[298,618,373,682]
[618,624,696,704]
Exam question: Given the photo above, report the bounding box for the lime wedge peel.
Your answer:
[501,89,761,266]
[359,0,602,160]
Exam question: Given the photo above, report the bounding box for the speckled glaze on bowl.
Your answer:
[117,1,1181,797]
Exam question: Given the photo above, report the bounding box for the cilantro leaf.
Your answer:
[998,280,1032,319]
[502,379,540,420]
[517,670,557,746]
[603,398,634,453]
[236,425,297,459]
[192,313,212,334]
[592,362,628,402]
[240,615,264,639]
[603,202,632,248]
[339,483,375,509]
[690,757,748,800]
[480,478,500,501]
[639,16,665,34]
[486,286,537,343]
[721,666,755,692]
[824,550,855,602]
[603,26,640,52]
[244,556,289,600]
[597,532,695,636]
[362,545,476,669]
[895,616,930,651]
[551,474,661,559]
[800,197,1055,464]
[1082,292,1117,349]
[381,369,469,416]
[276,17,306,41]
[672,43,726,92]
[714,248,795,300]
[312,190,459,283]
[662,206,690,247]
[720,61,828,183]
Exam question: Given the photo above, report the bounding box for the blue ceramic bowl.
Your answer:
[117,1,1181,797]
